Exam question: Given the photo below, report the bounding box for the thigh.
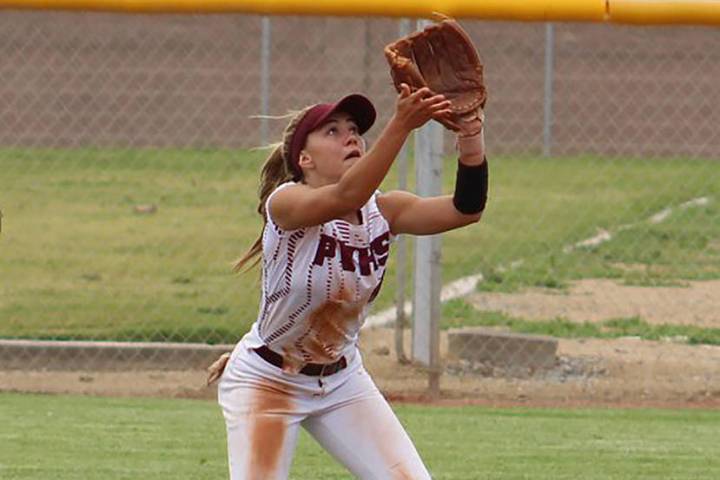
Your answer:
[302,368,431,480]
[219,355,304,480]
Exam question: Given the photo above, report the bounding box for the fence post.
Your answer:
[394,18,412,365]
[543,22,555,157]
[411,32,444,394]
[260,16,271,146]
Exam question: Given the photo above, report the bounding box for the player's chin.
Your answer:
[342,156,360,169]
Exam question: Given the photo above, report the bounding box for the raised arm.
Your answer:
[378,129,488,236]
[271,86,451,231]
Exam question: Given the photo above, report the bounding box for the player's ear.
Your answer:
[298,151,314,169]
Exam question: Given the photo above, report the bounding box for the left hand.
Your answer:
[391,84,452,133]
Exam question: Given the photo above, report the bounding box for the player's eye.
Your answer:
[326,126,338,135]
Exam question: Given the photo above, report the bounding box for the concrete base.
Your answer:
[0,339,234,371]
[447,328,558,368]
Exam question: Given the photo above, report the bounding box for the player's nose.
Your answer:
[345,132,360,147]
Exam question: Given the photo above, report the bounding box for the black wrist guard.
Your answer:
[453,159,488,214]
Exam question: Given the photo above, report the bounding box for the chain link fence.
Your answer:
[1,11,719,404]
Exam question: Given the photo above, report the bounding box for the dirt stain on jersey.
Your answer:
[249,380,294,479]
[284,290,362,372]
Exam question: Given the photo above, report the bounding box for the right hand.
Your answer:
[391,84,452,133]
[206,352,231,386]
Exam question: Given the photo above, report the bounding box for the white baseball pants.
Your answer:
[218,342,431,479]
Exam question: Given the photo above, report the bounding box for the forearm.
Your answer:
[457,127,486,166]
[453,128,489,215]
[335,116,409,209]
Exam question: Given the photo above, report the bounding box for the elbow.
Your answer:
[455,210,483,226]
[451,195,484,225]
[450,194,484,227]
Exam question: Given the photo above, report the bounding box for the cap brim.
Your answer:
[288,94,377,179]
[322,94,377,134]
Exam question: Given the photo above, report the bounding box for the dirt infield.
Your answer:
[468,279,720,327]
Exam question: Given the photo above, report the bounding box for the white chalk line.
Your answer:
[364,196,712,329]
[563,196,711,253]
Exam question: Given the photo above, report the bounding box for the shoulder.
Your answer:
[268,181,299,201]
[266,181,297,212]
[266,181,304,232]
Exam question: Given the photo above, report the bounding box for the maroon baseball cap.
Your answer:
[288,94,376,177]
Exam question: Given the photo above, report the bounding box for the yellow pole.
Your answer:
[609,1,720,25]
[3,0,720,25]
[0,0,607,22]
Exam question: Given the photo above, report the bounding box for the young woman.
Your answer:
[216,84,488,479]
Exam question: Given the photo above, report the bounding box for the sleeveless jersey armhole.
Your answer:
[371,190,397,244]
[265,182,297,236]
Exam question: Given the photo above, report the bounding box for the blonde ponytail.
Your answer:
[233,106,314,272]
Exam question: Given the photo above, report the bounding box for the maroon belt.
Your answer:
[253,345,347,377]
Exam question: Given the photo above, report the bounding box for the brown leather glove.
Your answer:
[384,14,487,137]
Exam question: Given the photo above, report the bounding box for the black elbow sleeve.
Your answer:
[452,159,489,215]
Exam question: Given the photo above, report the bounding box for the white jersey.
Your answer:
[242,182,393,371]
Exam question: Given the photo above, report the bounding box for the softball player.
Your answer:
[217,84,488,479]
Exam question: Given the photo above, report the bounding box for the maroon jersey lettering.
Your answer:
[313,231,391,275]
[313,234,337,266]
[339,242,357,272]
[358,247,377,276]
[371,232,390,267]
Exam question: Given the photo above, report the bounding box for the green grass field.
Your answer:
[1,392,719,480]
[1,149,719,341]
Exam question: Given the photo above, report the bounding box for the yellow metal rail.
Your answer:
[1,0,720,25]
[0,0,605,21]
[610,0,720,25]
